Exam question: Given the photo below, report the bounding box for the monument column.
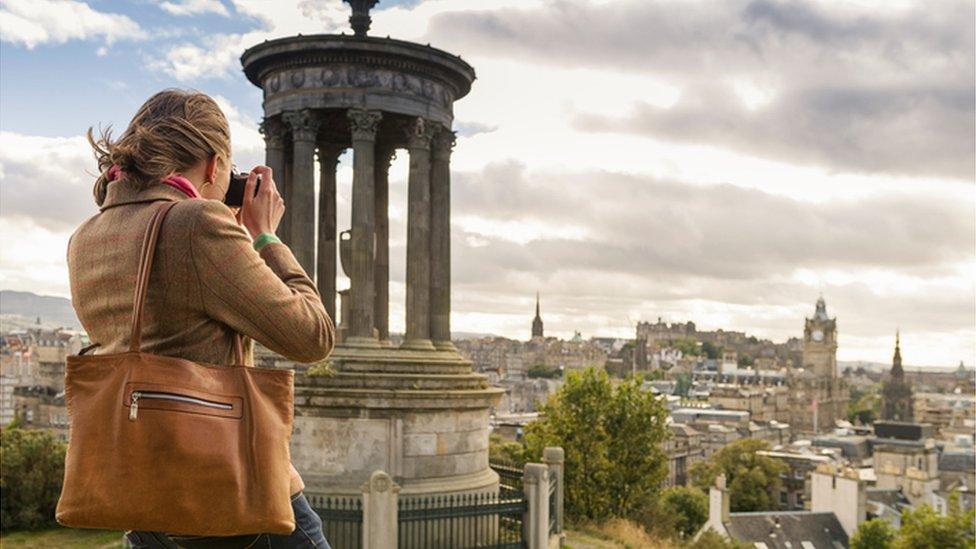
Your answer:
[374,146,396,345]
[317,144,344,322]
[402,118,436,351]
[259,117,288,242]
[347,108,383,343]
[282,109,321,275]
[430,128,456,351]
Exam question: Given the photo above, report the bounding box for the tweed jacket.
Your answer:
[67,178,335,494]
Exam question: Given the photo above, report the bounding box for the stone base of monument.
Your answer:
[287,344,505,498]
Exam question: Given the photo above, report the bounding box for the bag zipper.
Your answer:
[129,390,233,420]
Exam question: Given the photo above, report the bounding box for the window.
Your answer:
[780,491,788,505]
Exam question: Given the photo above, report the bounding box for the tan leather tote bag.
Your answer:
[56,201,297,536]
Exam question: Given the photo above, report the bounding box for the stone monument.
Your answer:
[241,0,503,498]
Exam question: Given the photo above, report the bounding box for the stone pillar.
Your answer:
[429,128,456,351]
[361,470,399,549]
[374,146,396,345]
[346,109,383,344]
[543,447,564,536]
[523,463,550,549]
[259,117,288,242]
[401,118,436,351]
[317,144,343,323]
[282,109,320,275]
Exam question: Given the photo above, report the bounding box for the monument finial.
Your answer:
[344,0,378,38]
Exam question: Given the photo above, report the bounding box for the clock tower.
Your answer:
[803,297,837,378]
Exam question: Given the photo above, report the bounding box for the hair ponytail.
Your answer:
[87,89,231,206]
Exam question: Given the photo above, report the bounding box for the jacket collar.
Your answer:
[99,179,191,211]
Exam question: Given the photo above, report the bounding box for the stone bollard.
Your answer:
[362,470,399,549]
[543,446,564,535]
[523,462,550,549]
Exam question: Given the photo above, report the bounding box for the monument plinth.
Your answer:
[242,1,503,497]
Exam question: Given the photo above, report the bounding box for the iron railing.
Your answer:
[309,493,363,549]
[547,468,557,536]
[490,459,524,496]
[397,491,527,549]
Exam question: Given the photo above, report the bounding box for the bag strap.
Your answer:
[128,201,244,364]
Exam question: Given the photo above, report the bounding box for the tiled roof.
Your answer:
[940,452,976,472]
[725,511,848,549]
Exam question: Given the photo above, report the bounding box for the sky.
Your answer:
[0,0,973,367]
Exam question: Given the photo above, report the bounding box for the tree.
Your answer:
[895,494,975,549]
[701,341,721,360]
[672,338,701,357]
[488,433,527,466]
[524,367,670,522]
[690,438,787,512]
[0,428,67,530]
[851,518,895,549]
[526,363,561,379]
[659,486,708,538]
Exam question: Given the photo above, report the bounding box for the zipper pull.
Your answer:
[129,392,141,420]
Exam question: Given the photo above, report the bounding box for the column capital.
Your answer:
[259,117,287,149]
[376,145,397,168]
[316,143,345,167]
[282,109,321,142]
[404,117,436,151]
[348,109,382,141]
[431,127,457,160]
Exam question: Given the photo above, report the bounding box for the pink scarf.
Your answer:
[107,165,202,199]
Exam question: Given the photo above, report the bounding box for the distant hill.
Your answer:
[0,290,80,329]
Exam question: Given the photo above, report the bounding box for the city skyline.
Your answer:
[0,0,973,367]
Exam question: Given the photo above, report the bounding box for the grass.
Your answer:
[568,518,675,549]
[0,527,125,548]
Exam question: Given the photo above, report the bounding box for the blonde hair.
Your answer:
[88,89,231,205]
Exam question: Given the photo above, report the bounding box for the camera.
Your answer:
[223,171,261,207]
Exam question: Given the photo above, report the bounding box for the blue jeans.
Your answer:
[125,491,331,549]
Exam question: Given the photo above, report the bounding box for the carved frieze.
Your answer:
[266,64,455,108]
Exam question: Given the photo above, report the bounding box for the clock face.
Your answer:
[812,330,824,342]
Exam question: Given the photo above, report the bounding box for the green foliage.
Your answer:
[689,438,787,512]
[672,339,701,357]
[736,355,754,367]
[0,428,67,530]
[701,341,722,360]
[659,486,709,538]
[5,414,25,430]
[524,368,670,522]
[306,359,336,377]
[674,373,693,397]
[847,385,881,424]
[488,434,527,466]
[851,518,896,549]
[895,494,975,549]
[526,363,561,379]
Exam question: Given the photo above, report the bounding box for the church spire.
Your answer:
[892,330,904,378]
[531,292,544,339]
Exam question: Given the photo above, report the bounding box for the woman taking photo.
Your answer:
[66,89,334,548]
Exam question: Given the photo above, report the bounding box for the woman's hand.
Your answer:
[237,165,285,240]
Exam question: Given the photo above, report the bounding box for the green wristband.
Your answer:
[253,232,281,251]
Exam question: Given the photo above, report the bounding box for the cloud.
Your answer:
[448,162,974,281]
[575,83,975,181]
[0,0,145,49]
[425,0,975,180]
[159,0,230,17]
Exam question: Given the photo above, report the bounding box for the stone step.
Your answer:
[299,372,490,390]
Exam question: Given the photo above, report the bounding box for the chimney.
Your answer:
[709,474,731,526]
[811,465,866,538]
